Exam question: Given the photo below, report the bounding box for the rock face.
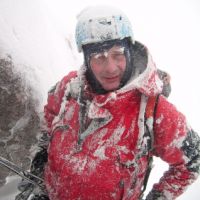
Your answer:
[0,56,40,187]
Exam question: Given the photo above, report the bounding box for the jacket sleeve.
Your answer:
[32,71,77,167]
[31,71,78,176]
[43,71,77,134]
[146,95,200,200]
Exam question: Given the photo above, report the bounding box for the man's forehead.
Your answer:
[90,46,125,59]
[86,40,126,55]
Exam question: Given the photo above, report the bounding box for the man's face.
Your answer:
[89,45,126,91]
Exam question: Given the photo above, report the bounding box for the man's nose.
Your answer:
[104,56,117,73]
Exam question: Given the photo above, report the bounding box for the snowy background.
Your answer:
[0,0,199,199]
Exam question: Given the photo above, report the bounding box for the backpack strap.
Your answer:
[145,95,160,150]
[140,94,160,199]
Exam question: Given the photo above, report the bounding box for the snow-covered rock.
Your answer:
[0,0,78,188]
[0,56,40,186]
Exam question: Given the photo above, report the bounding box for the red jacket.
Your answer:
[43,42,200,200]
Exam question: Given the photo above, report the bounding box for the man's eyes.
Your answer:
[92,51,124,59]
[92,53,107,59]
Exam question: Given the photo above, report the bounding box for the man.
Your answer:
[16,5,200,200]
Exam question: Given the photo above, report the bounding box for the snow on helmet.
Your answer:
[75,5,134,52]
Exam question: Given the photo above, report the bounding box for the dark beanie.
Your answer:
[82,38,134,94]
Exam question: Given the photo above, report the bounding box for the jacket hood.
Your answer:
[77,41,163,98]
[118,41,163,96]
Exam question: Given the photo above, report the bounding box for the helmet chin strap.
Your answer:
[83,38,134,94]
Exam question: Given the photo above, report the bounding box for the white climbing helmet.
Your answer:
[75,5,134,52]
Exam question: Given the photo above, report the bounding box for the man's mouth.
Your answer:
[104,76,119,82]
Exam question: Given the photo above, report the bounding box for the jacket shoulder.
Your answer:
[44,71,77,130]
[48,71,77,95]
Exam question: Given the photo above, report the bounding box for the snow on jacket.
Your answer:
[42,41,200,200]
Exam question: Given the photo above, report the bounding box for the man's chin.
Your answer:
[102,84,120,92]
